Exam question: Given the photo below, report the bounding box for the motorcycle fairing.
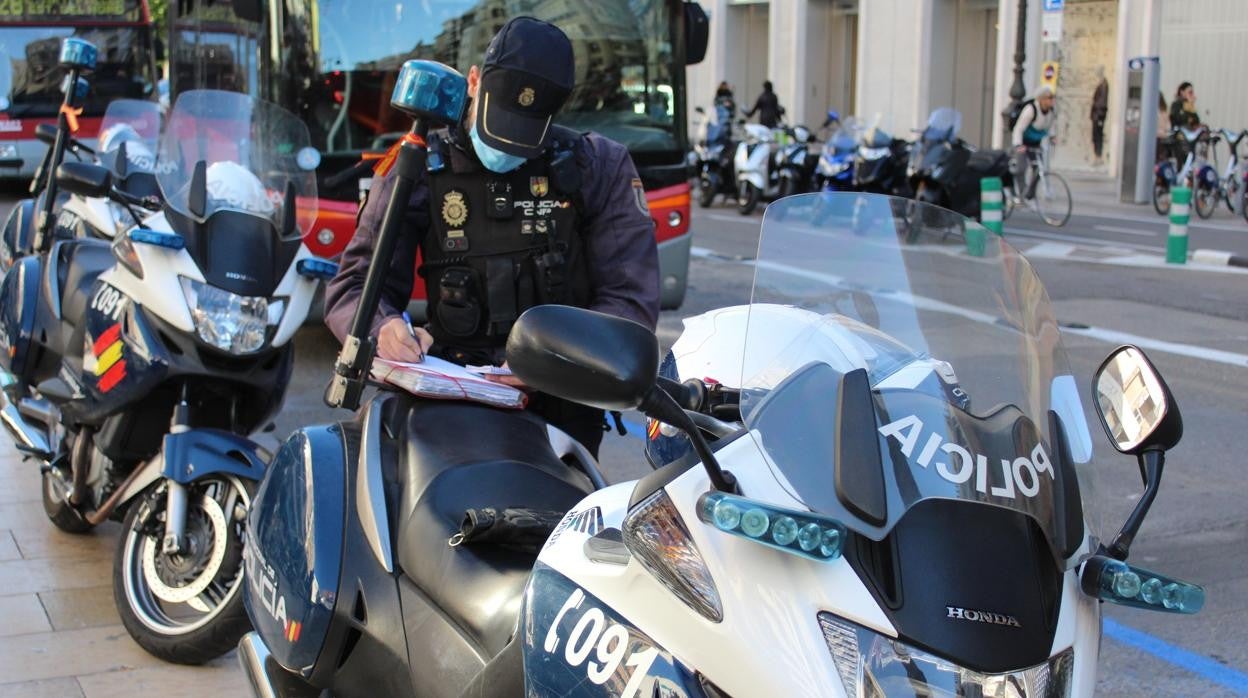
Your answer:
[0,254,41,379]
[0,198,36,270]
[160,428,267,484]
[522,563,720,698]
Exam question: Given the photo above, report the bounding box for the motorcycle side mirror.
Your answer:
[188,160,208,219]
[508,305,736,492]
[683,2,709,65]
[55,161,112,198]
[1093,345,1182,455]
[1093,345,1182,560]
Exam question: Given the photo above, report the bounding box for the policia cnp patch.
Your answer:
[631,178,649,214]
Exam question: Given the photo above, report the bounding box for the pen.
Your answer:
[401,311,424,361]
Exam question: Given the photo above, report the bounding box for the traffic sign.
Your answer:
[1044,0,1064,11]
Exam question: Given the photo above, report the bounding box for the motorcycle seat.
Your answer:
[967,149,1009,175]
[57,239,113,325]
[393,399,592,659]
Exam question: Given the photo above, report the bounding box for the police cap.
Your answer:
[476,17,575,159]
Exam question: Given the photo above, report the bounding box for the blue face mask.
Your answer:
[470,123,527,173]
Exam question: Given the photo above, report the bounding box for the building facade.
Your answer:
[688,0,1248,179]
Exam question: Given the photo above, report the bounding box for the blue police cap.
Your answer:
[475,17,575,159]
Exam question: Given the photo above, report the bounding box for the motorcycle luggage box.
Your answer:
[0,254,42,380]
[967,149,1009,176]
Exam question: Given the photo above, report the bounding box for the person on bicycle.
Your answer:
[1010,85,1057,200]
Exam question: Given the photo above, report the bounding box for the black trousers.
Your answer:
[1092,116,1106,157]
[527,393,605,458]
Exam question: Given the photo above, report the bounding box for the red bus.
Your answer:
[0,0,157,180]
[167,0,704,310]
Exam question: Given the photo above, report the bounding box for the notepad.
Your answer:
[371,356,527,409]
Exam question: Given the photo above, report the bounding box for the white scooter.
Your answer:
[733,122,782,215]
[239,192,1203,696]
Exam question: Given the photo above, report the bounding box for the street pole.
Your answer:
[1002,0,1028,144]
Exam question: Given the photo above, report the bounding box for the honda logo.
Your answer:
[946,606,1022,628]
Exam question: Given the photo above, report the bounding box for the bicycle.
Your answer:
[1216,128,1248,218]
[1153,126,1219,218]
[1003,138,1072,227]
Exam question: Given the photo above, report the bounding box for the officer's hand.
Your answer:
[485,361,530,390]
[378,317,433,363]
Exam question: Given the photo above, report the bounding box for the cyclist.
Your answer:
[1009,85,1057,202]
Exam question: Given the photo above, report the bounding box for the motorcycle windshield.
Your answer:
[735,193,1095,566]
[156,90,317,234]
[98,99,161,174]
[924,107,962,142]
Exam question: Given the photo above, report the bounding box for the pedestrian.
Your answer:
[1090,67,1108,165]
[714,80,735,111]
[324,17,660,456]
[745,80,784,128]
[1169,82,1200,129]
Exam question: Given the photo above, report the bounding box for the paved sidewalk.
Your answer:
[0,447,245,697]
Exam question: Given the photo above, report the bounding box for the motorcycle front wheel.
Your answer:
[738,181,761,215]
[698,174,717,208]
[114,475,255,664]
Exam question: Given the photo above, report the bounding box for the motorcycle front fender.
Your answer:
[160,428,268,484]
[739,171,766,190]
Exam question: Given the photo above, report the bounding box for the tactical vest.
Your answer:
[420,126,591,360]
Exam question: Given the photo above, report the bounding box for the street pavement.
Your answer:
[1,182,1247,696]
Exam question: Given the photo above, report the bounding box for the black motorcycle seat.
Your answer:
[967,149,1009,175]
[393,400,592,659]
[59,239,113,326]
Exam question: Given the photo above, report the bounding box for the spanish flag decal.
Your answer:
[285,619,302,643]
[92,323,126,393]
[646,418,661,440]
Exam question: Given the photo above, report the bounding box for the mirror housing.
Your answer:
[1093,345,1182,454]
[55,162,112,199]
[684,2,709,65]
[34,123,56,146]
[507,305,659,411]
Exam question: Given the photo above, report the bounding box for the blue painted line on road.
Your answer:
[616,418,1247,693]
[1104,618,1248,694]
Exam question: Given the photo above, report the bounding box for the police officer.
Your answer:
[325,17,659,457]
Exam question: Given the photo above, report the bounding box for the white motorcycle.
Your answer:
[239,192,1202,696]
[734,122,782,215]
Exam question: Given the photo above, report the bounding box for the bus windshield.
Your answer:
[0,1,154,118]
[237,0,677,158]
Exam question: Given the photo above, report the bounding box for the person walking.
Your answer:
[1090,68,1109,165]
[1169,82,1200,129]
[744,80,783,128]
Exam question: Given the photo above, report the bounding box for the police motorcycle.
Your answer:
[692,103,739,208]
[0,88,333,664]
[56,98,164,243]
[1,38,99,272]
[907,107,1010,220]
[853,124,912,197]
[813,113,859,193]
[237,60,1205,694]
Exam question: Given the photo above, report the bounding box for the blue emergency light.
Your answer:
[59,38,97,71]
[390,60,468,126]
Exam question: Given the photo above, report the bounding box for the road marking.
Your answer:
[701,212,762,226]
[1104,619,1248,694]
[1093,224,1157,237]
[1004,226,1155,253]
[1060,324,1248,368]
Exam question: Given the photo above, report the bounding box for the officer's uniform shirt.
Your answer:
[324,130,660,344]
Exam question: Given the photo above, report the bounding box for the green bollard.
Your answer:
[970,177,1004,257]
[1166,187,1191,264]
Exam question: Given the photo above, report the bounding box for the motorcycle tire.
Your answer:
[697,176,716,209]
[738,182,761,216]
[1194,185,1217,220]
[114,476,256,665]
[41,468,93,534]
[778,177,796,201]
[1152,183,1171,216]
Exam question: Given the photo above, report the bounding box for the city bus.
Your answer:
[167,0,707,310]
[0,0,157,180]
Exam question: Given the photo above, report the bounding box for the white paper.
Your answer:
[371,356,526,409]
[466,364,514,376]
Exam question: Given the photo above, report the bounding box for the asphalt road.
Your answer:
[5,183,1247,695]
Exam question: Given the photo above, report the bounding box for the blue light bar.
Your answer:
[1083,557,1205,614]
[59,38,97,71]
[128,228,185,250]
[390,60,468,125]
[697,492,847,562]
[297,258,339,281]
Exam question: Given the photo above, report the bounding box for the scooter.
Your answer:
[734,122,783,215]
[813,118,858,193]
[1,38,97,272]
[853,125,912,197]
[774,125,816,199]
[0,88,334,664]
[693,104,738,208]
[908,107,1011,220]
[238,86,1205,695]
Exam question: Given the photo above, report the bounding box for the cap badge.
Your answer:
[442,189,468,228]
[518,87,536,107]
[530,176,549,197]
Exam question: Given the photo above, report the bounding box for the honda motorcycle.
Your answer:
[0,89,334,664]
[239,134,1204,696]
[853,125,912,197]
[908,107,1010,220]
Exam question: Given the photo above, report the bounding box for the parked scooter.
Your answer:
[908,107,1010,219]
[57,99,163,242]
[813,113,859,192]
[853,125,912,197]
[774,124,817,198]
[0,89,334,664]
[240,189,1205,697]
[693,104,738,208]
[734,123,780,215]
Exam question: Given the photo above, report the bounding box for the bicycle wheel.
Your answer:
[1224,175,1240,215]
[1153,182,1171,216]
[1036,171,1072,226]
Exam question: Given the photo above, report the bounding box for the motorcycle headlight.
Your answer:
[819,614,1074,697]
[179,277,280,354]
[859,146,891,160]
[622,490,722,622]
